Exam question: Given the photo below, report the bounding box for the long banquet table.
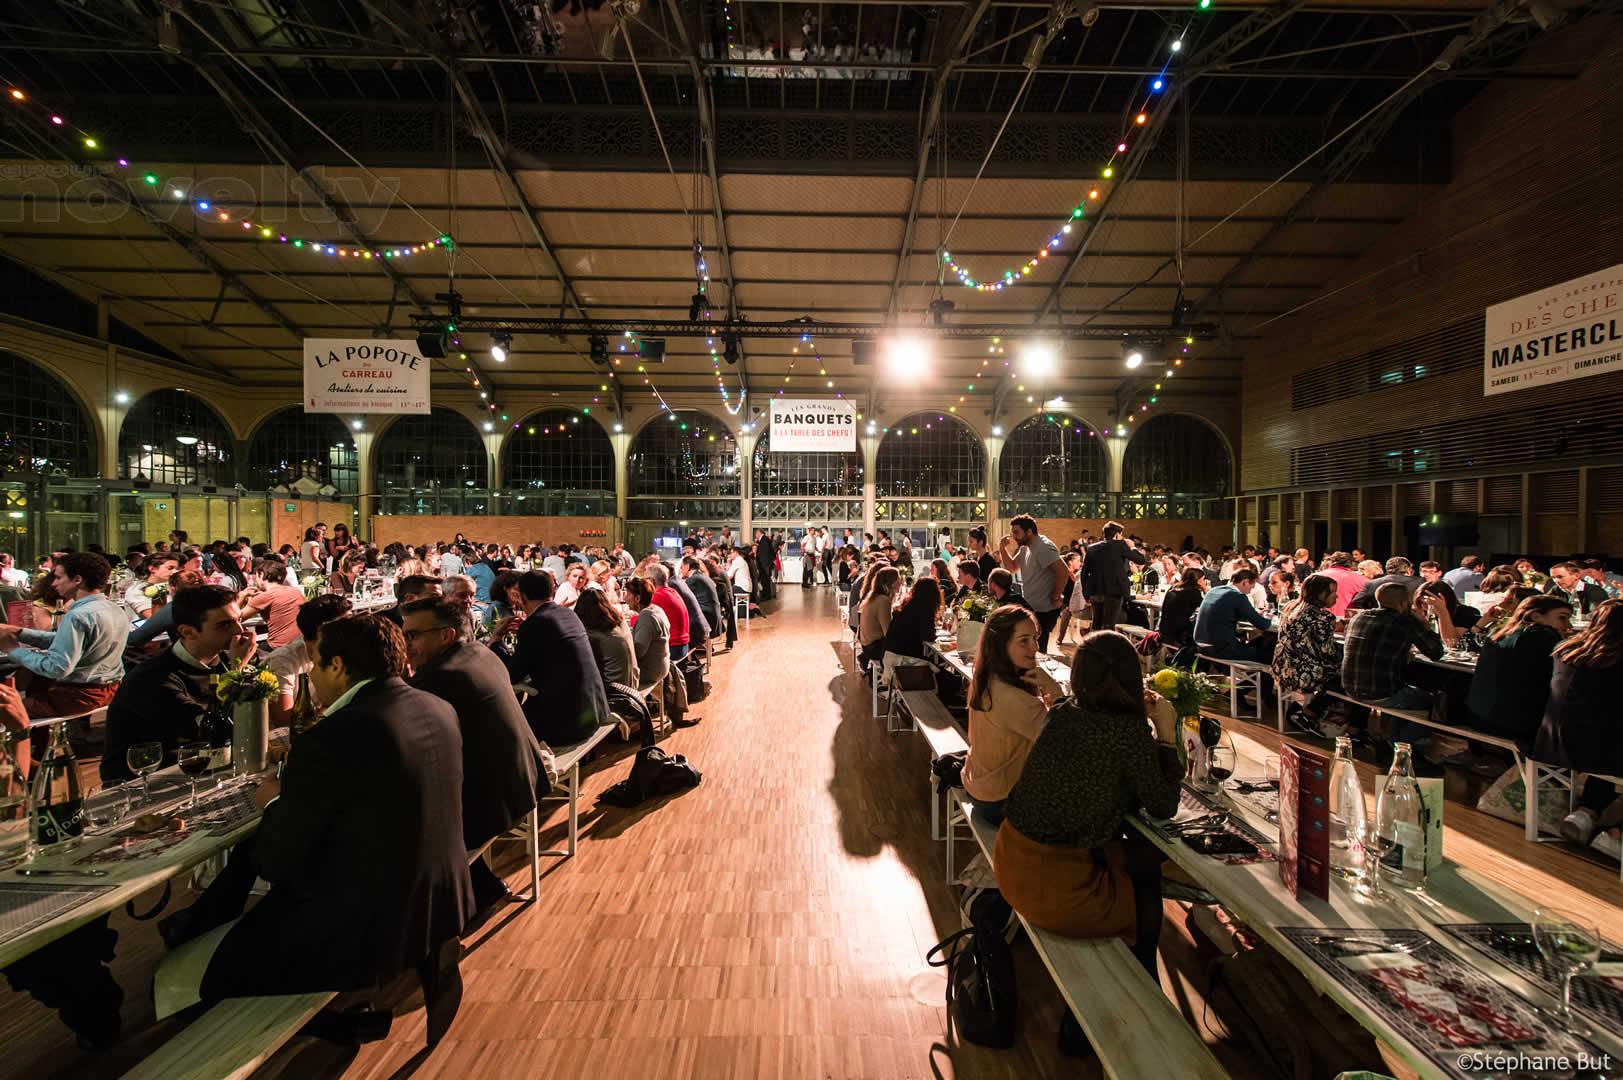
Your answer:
[918,642,1623,1078]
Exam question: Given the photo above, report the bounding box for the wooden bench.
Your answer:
[1194,652,1270,721]
[1522,763,1623,879]
[958,804,1226,1079]
[897,688,970,879]
[874,651,930,732]
[124,992,337,1080]
[540,723,616,859]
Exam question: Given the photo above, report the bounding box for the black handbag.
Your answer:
[926,925,1018,1048]
[679,654,710,703]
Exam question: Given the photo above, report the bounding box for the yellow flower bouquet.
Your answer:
[217,660,281,706]
[1148,666,1226,718]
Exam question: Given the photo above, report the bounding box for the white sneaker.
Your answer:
[1560,809,1597,847]
[1591,828,1621,862]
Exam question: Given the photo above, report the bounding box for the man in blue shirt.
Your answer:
[1193,567,1273,662]
[1442,555,1485,597]
[466,544,500,602]
[0,552,129,774]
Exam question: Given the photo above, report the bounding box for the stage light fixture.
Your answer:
[588,335,609,366]
[1018,340,1059,377]
[688,292,708,321]
[881,336,931,377]
[1122,339,1147,369]
[490,330,512,363]
[723,334,740,365]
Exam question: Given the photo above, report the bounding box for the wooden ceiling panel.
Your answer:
[727,215,905,251]
[534,210,693,247]
[719,174,913,214]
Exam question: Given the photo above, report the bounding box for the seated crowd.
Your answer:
[0,525,760,1045]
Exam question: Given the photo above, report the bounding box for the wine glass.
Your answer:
[1209,743,1236,784]
[84,783,130,833]
[1357,821,1393,901]
[177,743,211,808]
[126,741,163,805]
[1532,908,1601,1036]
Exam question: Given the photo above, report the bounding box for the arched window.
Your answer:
[0,352,94,477]
[375,407,487,490]
[504,410,614,493]
[751,427,862,497]
[119,389,233,486]
[628,410,739,498]
[875,412,984,499]
[244,408,357,495]
[1123,414,1232,496]
[998,414,1106,497]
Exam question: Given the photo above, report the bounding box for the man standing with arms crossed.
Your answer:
[998,515,1067,653]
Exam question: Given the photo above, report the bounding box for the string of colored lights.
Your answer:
[3,84,455,262]
[939,17,1203,293]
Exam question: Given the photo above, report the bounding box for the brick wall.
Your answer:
[269,499,357,553]
[368,515,613,550]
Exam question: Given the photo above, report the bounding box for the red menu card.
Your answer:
[1279,744,1331,901]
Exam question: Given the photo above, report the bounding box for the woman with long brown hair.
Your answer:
[994,630,1181,1052]
[1479,584,1540,635]
[1536,600,1623,850]
[1467,595,1572,741]
[857,566,901,669]
[961,606,1062,826]
[882,577,942,660]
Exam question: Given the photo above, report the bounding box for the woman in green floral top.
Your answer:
[994,630,1182,977]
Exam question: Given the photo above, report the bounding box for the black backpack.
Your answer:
[679,654,710,704]
[926,924,1018,1048]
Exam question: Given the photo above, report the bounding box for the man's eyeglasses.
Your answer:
[403,625,455,641]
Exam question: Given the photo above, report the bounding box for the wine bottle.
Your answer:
[199,677,234,772]
[291,671,320,734]
[29,724,83,850]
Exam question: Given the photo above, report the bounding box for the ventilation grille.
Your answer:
[1367,487,1393,516]
[1484,476,1522,515]
[1306,491,1329,518]
[1596,467,1623,513]
[1400,482,1430,515]
[1290,391,1623,487]
[1291,317,1482,410]
[1437,479,1478,514]
[1334,489,1358,518]
[1533,471,1578,513]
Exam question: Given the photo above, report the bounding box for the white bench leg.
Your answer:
[944,790,958,886]
[511,806,541,903]
[1275,686,1286,734]
[539,763,581,859]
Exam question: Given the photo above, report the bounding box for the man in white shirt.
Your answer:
[264,594,351,727]
[727,549,753,599]
[541,547,568,581]
[0,551,29,590]
[998,514,1066,652]
[438,545,465,579]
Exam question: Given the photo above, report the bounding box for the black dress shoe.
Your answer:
[419,940,463,1048]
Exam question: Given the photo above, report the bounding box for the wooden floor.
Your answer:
[1,586,1618,1079]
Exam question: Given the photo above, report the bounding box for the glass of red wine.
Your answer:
[177,742,210,808]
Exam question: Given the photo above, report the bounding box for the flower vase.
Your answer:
[232,699,270,776]
[956,619,983,656]
[1178,714,1204,780]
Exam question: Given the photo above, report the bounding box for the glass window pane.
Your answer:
[245,408,358,495]
[998,414,1105,499]
[504,410,614,493]
[875,412,984,499]
[628,411,739,497]
[375,407,487,490]
[1122,415,1232,496]
[119,390,233,486]
[751,428,862,498]
[0,352,94,477]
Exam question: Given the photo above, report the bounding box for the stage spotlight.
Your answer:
[688,292,708,321]
[416,331,449,359]
[1122,339,1147,370]
[882,336,931,377]
[722,334,740,365]
[490,330,512,363]
[589,335,608,365]
[1018,340,1059,377]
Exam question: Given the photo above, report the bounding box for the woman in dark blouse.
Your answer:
[1466,596,1571,741]
[1417,580,1480,643]
[994,630,1182,977]
[881,577,942,660]
[1155,567,1207,647]
[1534,600,1623,849]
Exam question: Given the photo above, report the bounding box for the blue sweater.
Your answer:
[1193,584,1270,646]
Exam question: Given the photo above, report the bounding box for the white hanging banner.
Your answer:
[303,339,431,413]
[1484,263,1623,396]
[769,398,857,452]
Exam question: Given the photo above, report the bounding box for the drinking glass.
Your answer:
[126,741,164,805]
[1356,821,1393,901]
[177,743,211,808]
[1532,908,1601,1036]
[1208,743,1236,784]
[85,784,130,833]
